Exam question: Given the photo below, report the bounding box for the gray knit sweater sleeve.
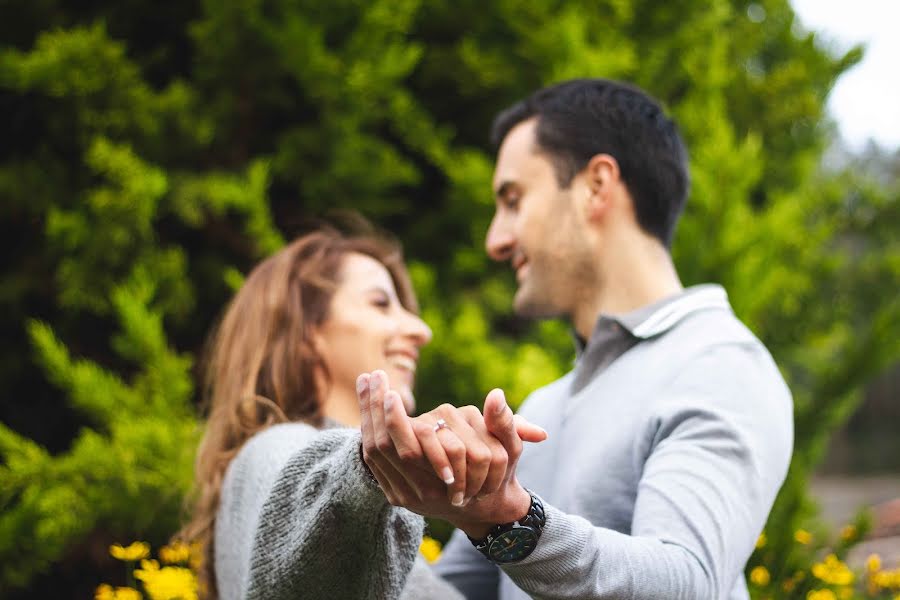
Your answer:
[215,422,462,600]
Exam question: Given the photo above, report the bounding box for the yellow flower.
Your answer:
[114,588,142,600]
[812,554,854,586]
[419,536,442,564]
[160,542,192,564]
[873,568,900,589]
[755,533,767,549]
[135,565,198,600]
[839,525,857,541]
[838,586,853,600]
[806,589,836,600]
[140,558,161,572]
[794,529,812,545]
[749,566,770,587]
[867,553,882,572]
[189,542,204,572]
[95,584,116,600]
[110,542,150,561]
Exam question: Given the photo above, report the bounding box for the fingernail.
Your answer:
[384,392,394,412]
[356,375,369,394]
[441,468,454,485]
[370,371,382,389]
[451,492,464,506]
[495,390,508,415]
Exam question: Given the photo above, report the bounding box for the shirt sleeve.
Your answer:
[498,343,793,599]
[433,528,501,600]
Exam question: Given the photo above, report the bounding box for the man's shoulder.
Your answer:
[517,371,575,415]
[655,304,773,366]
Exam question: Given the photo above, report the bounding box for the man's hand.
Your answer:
[357,370,545,533]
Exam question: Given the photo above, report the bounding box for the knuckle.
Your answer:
[468,445,491,466]
[374,434,393,453]
[491,447,509,469]
[460,405,481,418]
[396,446,419,462]
[445,440,465,461]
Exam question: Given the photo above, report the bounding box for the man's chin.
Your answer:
[513,288,560,319]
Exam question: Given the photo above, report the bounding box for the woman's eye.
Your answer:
[372,297,391,310]
[505,196,520,210]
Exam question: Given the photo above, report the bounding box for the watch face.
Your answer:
[488,528,538,563]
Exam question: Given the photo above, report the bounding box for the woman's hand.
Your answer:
[357,370,546,526]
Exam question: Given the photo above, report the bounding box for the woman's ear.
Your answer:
[584,153,620,222]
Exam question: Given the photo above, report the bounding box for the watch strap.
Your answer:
[468,489,545,561]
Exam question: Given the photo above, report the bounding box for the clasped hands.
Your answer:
[356,370,547,538]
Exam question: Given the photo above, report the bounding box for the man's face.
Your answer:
[486,119,594,320]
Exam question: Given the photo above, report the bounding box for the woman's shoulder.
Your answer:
[234,421,322,469]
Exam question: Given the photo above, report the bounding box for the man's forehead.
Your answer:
[492,119,544,190]
[494,118,537,185]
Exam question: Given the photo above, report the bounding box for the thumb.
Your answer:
[514,414,548,443]
[483,388,516,449]
[484,389,548,444]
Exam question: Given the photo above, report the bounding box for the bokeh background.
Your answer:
[1,0,897,598]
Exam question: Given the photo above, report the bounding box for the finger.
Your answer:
[514,414,548,443]
[357,373,374,447]
[369,370,394,461]
[368,458,418,508]
[358,372,383,478]
[410,418,455,485]
[483,389,522,461]
[384,389,424,465]
[432,419,468,507]
[440,408,491,504]
[461,406,508,497]
[383,388,441,501]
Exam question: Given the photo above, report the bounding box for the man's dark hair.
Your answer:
[491,79,689,248]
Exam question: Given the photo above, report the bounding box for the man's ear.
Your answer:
[583,153,620,222]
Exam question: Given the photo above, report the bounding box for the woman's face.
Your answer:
[314,252,432,414]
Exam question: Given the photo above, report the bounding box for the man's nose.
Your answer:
[486,214,514,262]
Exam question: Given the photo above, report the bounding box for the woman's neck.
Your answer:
[320,386,362,427]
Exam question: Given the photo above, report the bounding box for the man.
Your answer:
[359,78,793,599]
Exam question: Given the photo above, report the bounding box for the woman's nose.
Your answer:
[403,311,433,347]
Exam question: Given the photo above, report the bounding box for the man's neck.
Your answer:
[572,234,683,340]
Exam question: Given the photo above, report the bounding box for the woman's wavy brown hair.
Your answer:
[179,224,418,599]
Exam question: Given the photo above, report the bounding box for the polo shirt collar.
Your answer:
[617,284,731,339]
[574,284,731,353]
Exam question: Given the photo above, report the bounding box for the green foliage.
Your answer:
[0,0,897,596]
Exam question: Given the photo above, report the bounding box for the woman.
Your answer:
[181,224,507,599]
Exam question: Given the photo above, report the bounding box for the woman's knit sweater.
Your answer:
[215,421,463,600]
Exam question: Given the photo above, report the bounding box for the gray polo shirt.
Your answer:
[435,284,793,600]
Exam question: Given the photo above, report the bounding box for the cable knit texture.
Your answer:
[215,422,463,600]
